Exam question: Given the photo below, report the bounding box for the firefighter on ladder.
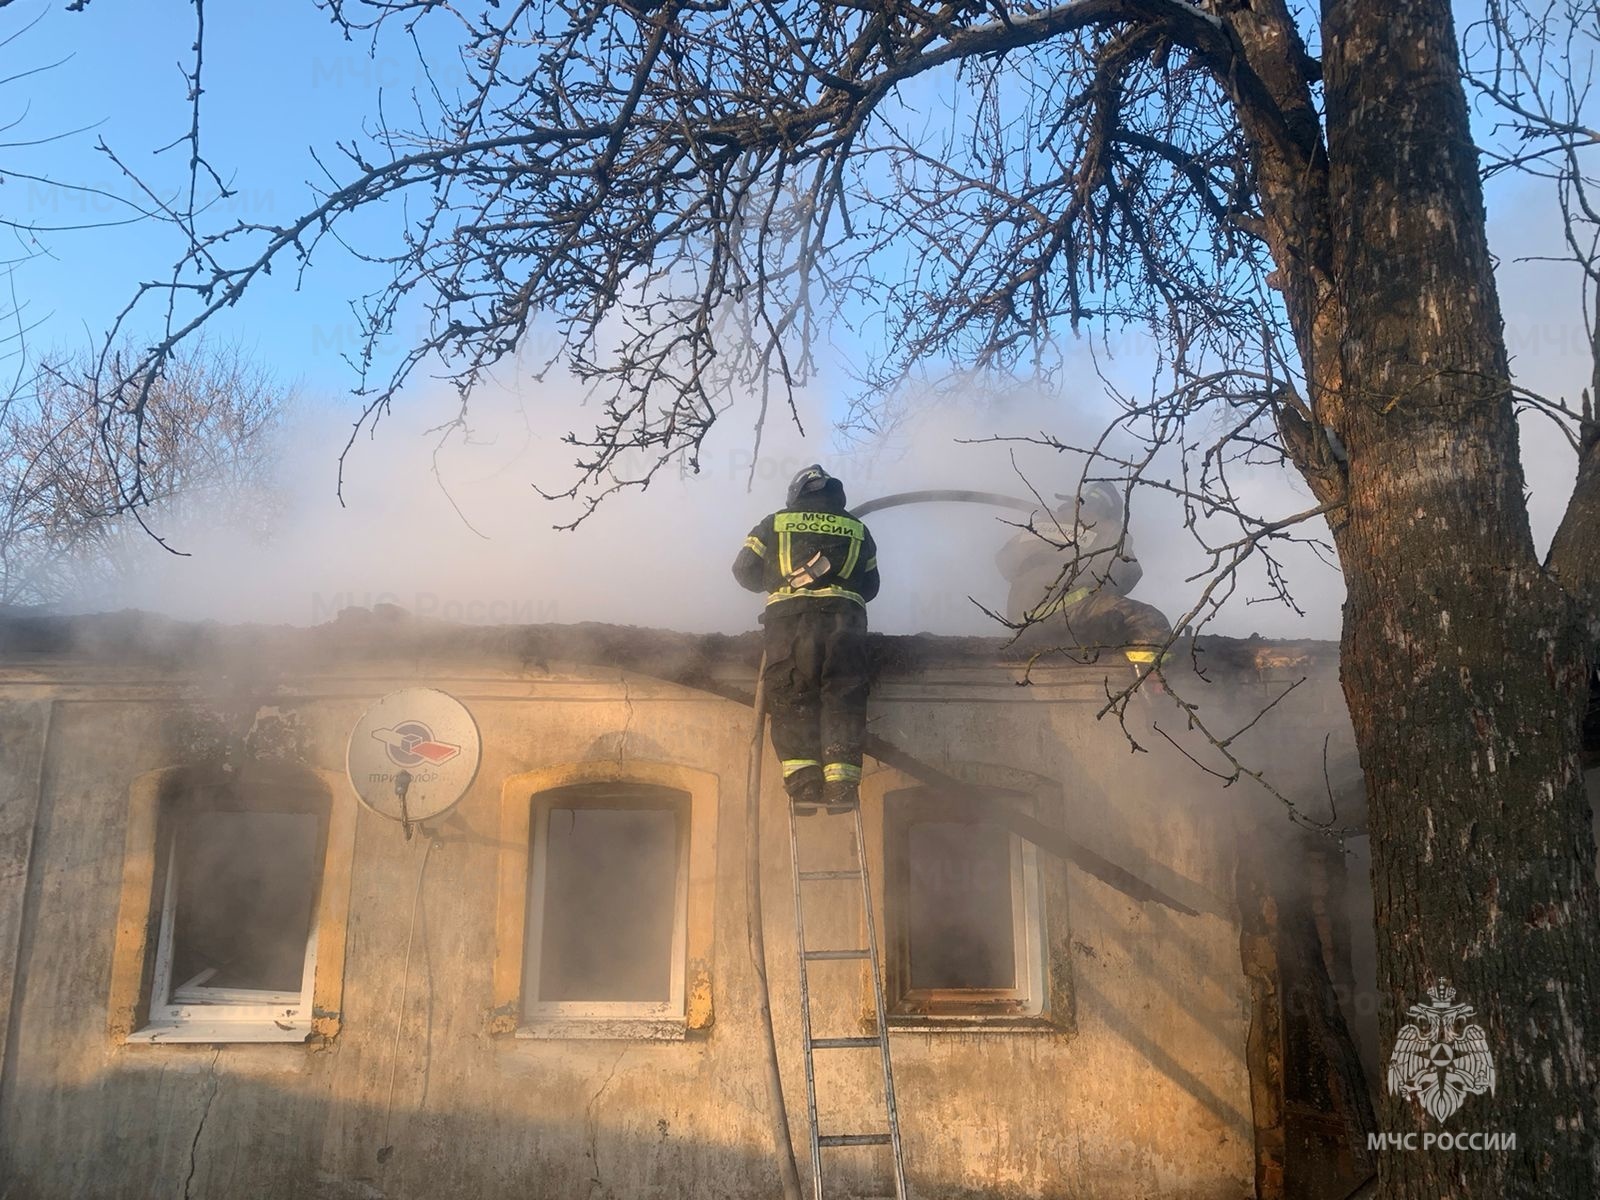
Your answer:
[733,464,880,814]
[996,481,1172,670]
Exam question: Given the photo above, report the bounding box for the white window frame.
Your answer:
[128,821,320,1044]
[520,789,691,1028]
[889,813,1048,1020]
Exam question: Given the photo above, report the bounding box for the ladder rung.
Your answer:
[818,1133,892,1148]
[803,949,871,961]
[811,1036,879,1049]
[799,869,862,881]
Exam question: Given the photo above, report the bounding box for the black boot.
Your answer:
[787,767,824,816]
[821,778,859,814]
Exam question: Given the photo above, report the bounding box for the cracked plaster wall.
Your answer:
[0,626,1351,1199]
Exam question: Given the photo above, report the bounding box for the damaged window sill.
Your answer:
[514,1017,688,1042]
[886,1016,1064,1035]
[126,1019,312,1044]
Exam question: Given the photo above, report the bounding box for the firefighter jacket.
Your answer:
[732,498,880,609]
[996,507,1142,624]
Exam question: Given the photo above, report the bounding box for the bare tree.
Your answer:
[0,341,285,606]
[46,0,1600,1194]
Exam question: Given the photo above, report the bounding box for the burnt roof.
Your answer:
[0,604,1337,682]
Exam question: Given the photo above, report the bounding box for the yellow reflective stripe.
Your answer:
[862,557,876,573]
[1124,649,1171,664]
[781,759,821,777]
[840,534,861,579]
[823,762,862,782]
[773,511,864,539]
[766,587,865,607]
[1025,585,1091,622]
[743,536,766,558]
[778,529,793,578]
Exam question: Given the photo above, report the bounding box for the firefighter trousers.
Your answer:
[1015,587,1172,664]
[761,599,870,796]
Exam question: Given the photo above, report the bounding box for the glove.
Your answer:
[785,551,832,589]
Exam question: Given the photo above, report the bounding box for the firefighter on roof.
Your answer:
[733,465,880,813]
[996,481,1171,666]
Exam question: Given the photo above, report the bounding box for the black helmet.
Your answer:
[787,463,844,508]
[1049,483,1126,531]
[1057,480,1121,522]
[1080,480,1121,518]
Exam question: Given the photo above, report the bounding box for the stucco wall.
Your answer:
[0,618,1344,1199]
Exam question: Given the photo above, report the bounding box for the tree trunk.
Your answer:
[1316,2,1600,1195]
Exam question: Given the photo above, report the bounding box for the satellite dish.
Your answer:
[347,688,482,832]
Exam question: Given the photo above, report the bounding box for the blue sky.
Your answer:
[3,3,1234,402]
[6,1,421,389]
[1,2,1591,638]
[8,1,1577,413]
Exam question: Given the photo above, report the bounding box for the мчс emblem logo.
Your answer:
[371,721,462,768]
[1386,979,1496,1123]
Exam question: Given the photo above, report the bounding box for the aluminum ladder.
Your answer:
[785,802,909,1200]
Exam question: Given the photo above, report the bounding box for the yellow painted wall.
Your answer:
[0,622,1348,1199]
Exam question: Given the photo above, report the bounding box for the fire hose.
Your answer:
[743,655,804,1200]
[849,488,1040,518]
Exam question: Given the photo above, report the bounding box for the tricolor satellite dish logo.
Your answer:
[371,721,462,768]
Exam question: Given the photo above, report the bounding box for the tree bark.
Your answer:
[1310,2,1600,1194]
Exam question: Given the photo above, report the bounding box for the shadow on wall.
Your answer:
[0,1067,793,1200]
[0,1063,1245,1200]
[1066,884,1253,1139]
[1073,974,1254,1141]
